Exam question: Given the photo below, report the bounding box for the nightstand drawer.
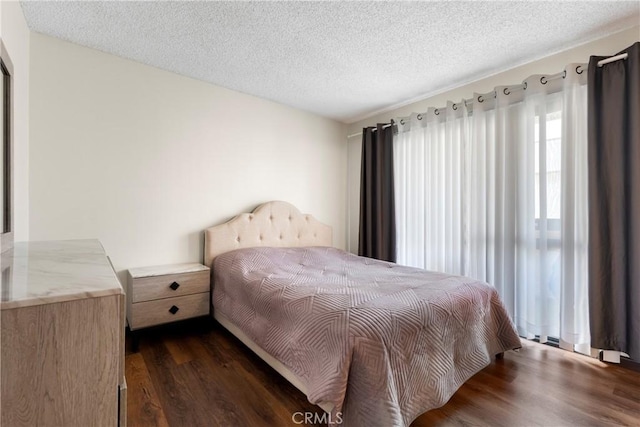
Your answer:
[130,292,209,329]
[130,270,209,303]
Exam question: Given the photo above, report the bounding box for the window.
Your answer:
[533,106,563,341]
[534,108,562,242]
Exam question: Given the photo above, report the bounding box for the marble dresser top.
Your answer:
[1,239,124,310]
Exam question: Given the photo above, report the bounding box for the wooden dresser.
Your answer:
[0,239,127,427]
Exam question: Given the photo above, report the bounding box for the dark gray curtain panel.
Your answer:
[359,124,396,262]
[588,42,640,361]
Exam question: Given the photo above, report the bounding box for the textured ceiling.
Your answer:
[19,1,640,123]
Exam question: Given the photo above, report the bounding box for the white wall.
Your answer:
[1,1,29,242]
[29,33,347,278]
[346,26,640,253]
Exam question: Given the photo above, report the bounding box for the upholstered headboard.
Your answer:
[203,201,333,267]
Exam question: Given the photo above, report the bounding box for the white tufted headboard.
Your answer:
[203,201,333,267]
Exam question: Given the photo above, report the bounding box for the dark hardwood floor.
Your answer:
[126,318,640,427]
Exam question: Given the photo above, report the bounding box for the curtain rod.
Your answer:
[349,52,626,138]
[597,52,628,67]
[347,123,392,139]
[395,67,580,125]
[348,67,562,136]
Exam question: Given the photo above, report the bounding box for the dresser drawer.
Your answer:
[130,270,209,303]
[129,292,209,329]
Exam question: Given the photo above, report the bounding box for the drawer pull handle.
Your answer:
[169,282,180,291]
[169,305,179,315]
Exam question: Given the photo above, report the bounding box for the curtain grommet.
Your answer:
[417,114,422,120]
[477,95,484,103]
[576,65,584,74]
[434,109,439,115]
[503,88,511,95]
[540,76,548,85]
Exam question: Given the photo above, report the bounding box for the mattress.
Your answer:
[213,246,521,426]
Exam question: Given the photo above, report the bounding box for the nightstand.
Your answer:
[126,263,210,335]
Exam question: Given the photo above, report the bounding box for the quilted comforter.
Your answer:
[213,247,521,426]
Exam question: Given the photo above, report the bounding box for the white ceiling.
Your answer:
[19,1,640,123]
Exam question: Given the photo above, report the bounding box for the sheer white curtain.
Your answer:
[558,68,590,352]
[465,87,520,318]
[394,64,590,352]
[394,102,466,274]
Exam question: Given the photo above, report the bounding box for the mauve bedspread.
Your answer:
[213,247,521,426]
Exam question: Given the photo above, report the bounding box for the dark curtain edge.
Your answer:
[587,41,640,361]
[358,123,396,262]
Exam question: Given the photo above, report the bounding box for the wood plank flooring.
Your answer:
[126,318,640,427]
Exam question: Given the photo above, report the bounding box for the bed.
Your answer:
[204,201,521,426]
